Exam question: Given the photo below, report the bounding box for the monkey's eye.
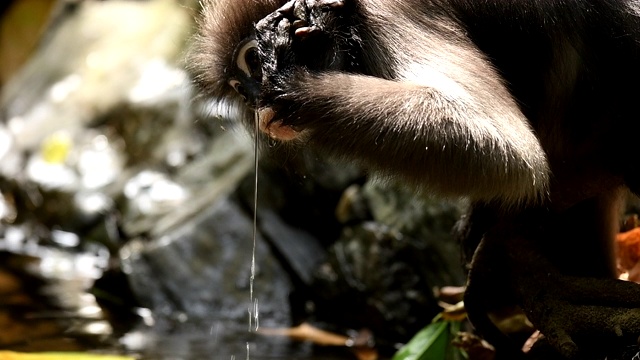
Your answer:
[228,79,248,100]
[235,39,262,81]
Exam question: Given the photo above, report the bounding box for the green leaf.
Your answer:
[392,320,468,360]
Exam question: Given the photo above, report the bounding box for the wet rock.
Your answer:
[121,196,293,327]
[1,0,194,156]
[0,0,199,238]
[362,180,467,286]
[335,180,467,285]
[308,180,467,345]
[312,222,455,345]
[233,156,364,286]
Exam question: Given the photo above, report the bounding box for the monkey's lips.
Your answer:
[258,107,300,141]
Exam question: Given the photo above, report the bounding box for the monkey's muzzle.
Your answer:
[258,107,300,141]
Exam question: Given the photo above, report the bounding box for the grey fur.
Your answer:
[188,0,550,206]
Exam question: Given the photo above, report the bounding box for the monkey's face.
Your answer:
[189,0,350,141]
[188,0,285,129]
[229,36,301,141]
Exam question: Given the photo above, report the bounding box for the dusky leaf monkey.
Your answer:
[189,0,640,358]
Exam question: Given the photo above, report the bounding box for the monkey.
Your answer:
[188,0,640,358]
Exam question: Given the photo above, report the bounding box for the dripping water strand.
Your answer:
[249,110,260,333]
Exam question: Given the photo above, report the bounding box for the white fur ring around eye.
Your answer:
[229,79,240,91]
[228,79,247,100]
[236,39,258,77]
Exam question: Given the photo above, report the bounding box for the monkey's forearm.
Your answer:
[265,72,549,204]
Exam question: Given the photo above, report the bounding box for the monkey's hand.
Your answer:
[255,0,347,76]
[254,0,348,140]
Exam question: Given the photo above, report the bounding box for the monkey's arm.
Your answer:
[253,0,548,205]
[260,70,548,204]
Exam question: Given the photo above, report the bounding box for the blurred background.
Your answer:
[0,1,469,359]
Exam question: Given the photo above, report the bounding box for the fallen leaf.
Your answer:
[438,301,467,322]
[259,323,378,360]
[616,227,640,282]
[258,322,349,346]
[453,331,494,360]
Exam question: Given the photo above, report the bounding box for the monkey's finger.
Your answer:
[540,328,579,359]
[257,0,299,32]
[294,26,321,38]
[292,19,309,29]
[567,278,640,307]
[277,0,296,15]
[256,11,285,35]
[293,0,308,20]
[557,306,640,347]
[609,308,640,340]
[312,0,345,9]
[275,17,292,48]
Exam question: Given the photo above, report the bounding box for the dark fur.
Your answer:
[190,0,640,357]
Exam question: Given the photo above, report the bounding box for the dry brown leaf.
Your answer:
[258,322,349,346]
[452,331,495,360]
[353,347,378,360]
[616,227,640,282]
[258,323,378,360]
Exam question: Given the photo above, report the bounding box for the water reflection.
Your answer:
[0,248,357,359]
[123,324,355,360]
[0,250,116,353]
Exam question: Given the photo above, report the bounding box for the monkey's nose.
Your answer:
[242,78,261,106]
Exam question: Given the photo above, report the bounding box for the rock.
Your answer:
[121,196,293,327]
